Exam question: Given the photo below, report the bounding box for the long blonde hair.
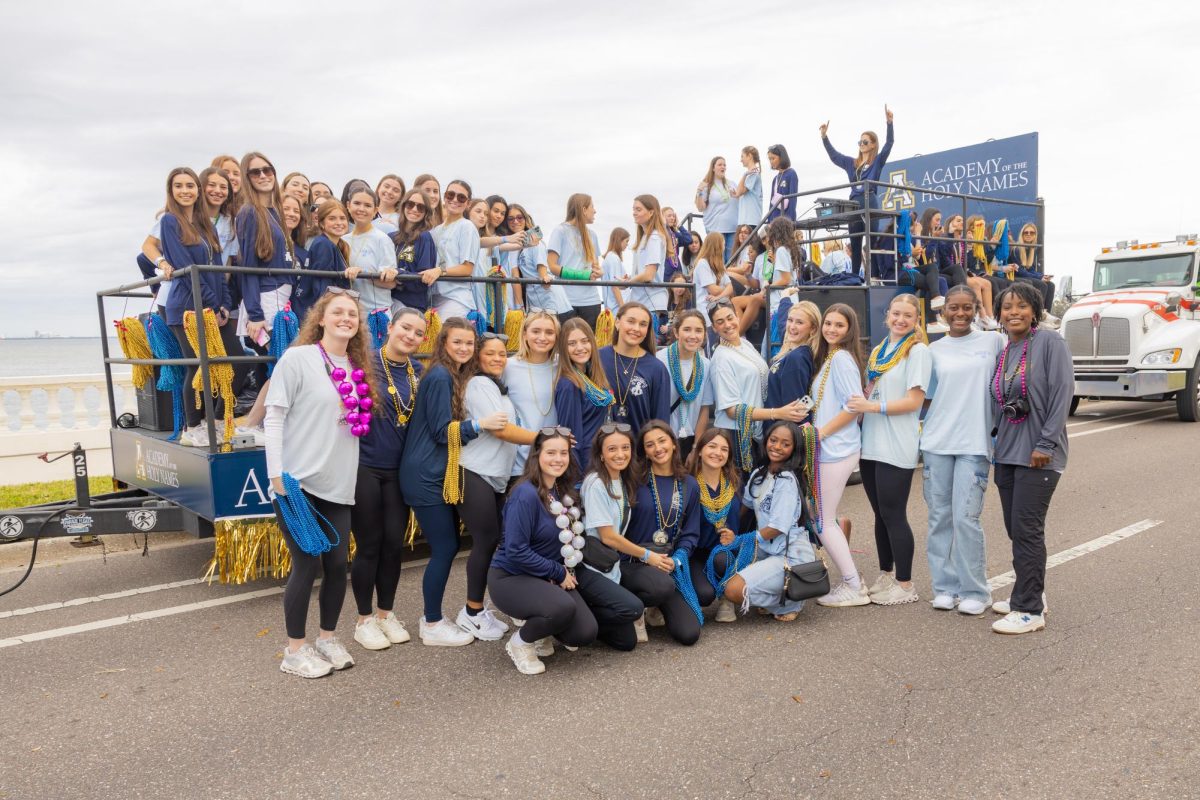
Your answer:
[696,232,727,284]
[556,317,610,393]
[778,300,823,360]
[565,193,598,265]
[516,310,560,363]
[886,293,928,345]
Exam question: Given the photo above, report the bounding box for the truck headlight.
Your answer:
[1141,349,1182,365]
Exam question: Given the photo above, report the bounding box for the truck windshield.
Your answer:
[1093,253,1194,291]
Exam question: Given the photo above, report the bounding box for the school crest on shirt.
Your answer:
[628,376,647,397]
[770,361,781,374]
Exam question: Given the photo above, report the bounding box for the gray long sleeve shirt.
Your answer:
[991,328,1073,473]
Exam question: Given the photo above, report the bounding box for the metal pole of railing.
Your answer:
[96,294,118,429]
[186,264,218,453]
[864,180,872,283]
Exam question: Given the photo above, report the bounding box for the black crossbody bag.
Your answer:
[783,491,829,602]
[581,488,627,573]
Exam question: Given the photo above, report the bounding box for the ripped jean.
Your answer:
[922,452,991,604]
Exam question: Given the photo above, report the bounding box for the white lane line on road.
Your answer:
[1068,410,1176,439]
[1066,406,1172,428]
[0,578,208,619]
[988,519,1162,590]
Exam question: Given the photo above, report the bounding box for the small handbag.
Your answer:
[784,558,830,602]
[581,537,620,573]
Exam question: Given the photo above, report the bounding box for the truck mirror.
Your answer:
[1166,292,1182,312]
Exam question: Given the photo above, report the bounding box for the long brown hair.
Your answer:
[238,151,286,262]
[635,420,688,483]
[696,232,727,284]
[813,302,865,377]
[556,317,611,393]
[605,226,630,257]
[197,166,233,219]
[613,301,656,356]
[316,200,352,265]
[391,188,433,249]
[375,174,406,212]
[700,156,731,198]
[428,317,477,420]
[564,193,598,265]
[765,217,803,280]
[585,425,639,508]
[519,430,581,512]
[685,427,742,494]
[854,131,879,170]
[633,194,675,262]
[293,290,379,407]
[164,167,219,251]
[412,173,442,224]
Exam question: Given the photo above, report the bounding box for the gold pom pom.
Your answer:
[417,308,441,355]
[504,309,524,352]
[594,308,614,347]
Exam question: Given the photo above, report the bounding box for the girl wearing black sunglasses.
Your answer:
[429,179,479,319]
[390,189,437,314]
[235,151,295,352]
[819,105,895,271]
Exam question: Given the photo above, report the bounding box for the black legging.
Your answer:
[690,548,718,607]
[488,568,598,646]
[1019,276,1055,310]
[274,491,350,640]
[574,304,601,331]
[574,567,644,651]
[858,459,916,582]
[908,261,941,299]
[458,469,505,606]
[620,559,701,645]
[350,464,408,616]
[849,218,866,273]
[939,262,968,289]
[169,319,250,428]
[412,503,461,623]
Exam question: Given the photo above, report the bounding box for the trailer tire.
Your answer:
[1069,396,1080,416]
[1176,358,1200,422]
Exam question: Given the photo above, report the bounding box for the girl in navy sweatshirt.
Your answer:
[597,302,671,437]
[235,151,295,351]
[390,189,437,313]
[489,428,598,674]
[820,106,896,270]
[292,201,351,324]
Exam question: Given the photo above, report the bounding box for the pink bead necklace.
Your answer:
[992,333,1032,425]
[317,342,373,437]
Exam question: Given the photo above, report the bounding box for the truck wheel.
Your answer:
[1176,357,1200,422]
[1069,396,1080,416]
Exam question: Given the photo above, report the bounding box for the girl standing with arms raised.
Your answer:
[554,318,615,471]
[695,156,740,262]
[504,312,561,477]
[847,294,932,606]
[547,194,604,329]
[350,308,425,651]
[820,106,895,271]
[656,310,713,461]
[598,302,671,437]
[625,195,674,342]
[809,303,870,608]
[399,318,508,647]
[266,290,375,677]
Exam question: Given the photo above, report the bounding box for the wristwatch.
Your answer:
[153,256,165,267]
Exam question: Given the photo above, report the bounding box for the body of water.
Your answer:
[0,338,131,378]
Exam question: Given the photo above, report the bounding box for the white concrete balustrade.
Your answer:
[0,374,136,485]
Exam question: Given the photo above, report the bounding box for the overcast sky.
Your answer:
[1,0,1196,337]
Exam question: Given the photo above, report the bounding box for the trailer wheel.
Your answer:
[1069,396,1080,416]
[1176,357,1200,422]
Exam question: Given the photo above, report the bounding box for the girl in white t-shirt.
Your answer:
[691,232,734,327]
[625,194,674,343]
[600,228,629,313]
[846,294,931,607]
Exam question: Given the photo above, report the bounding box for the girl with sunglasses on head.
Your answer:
[348,308,426,652]
[235,152,296,353]
[344,187,400,333]
[809,303,869,607]
[547,193,604,329]
[708,300,809,477]
[767,300,821,413]
[600,227,629,314]
[988,283,1072,635]
[577,422,649,650]
[489,428,598,674]
[399,318,508,647]
[598,302,671,438]
[455,331,538,642]
[685,427,742,623]
[656,310,713,462]
[503,311,561,478]
[766,144,798,222]
[389,189,437,314]
[820,105,895,271]
[691,232,734,328]
[428,179,480,320]
[374,174,406,230]
[621,422,702,645]
[292,201,351,323]
[413,173,443,226]
[625,194,675,342]
[695,156,740,262]
[920,284,1005,618]
[846,294,931,607]
[554,317,614,471]
[266,289,376,678]
[1008,222,1055,312]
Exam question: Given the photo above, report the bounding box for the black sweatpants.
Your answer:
[574,304,602,332]
[488,568,598,646]
[574,567,644,651]
[169,319,250,428]
[940,262,969,289]
[350,464,408,616]
[994,464,1061,615]
[274,491,351,640]
[459,469,506,606]
[620,559,701,646]
[859,458,916,582]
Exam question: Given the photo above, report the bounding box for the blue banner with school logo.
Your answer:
[879,132,1039,232]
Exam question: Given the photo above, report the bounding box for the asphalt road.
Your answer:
[1,400,1197,800]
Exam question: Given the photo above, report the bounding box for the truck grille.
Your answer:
[1098,318,1130,356]
[1064,319,1093,357]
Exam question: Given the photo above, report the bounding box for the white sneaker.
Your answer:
[279,643,332,678]
[715,598,737,623]
[353,617,391,651]
[456,606,508,641]
[930,593,958,611]
[927,321,949,335]
[644,607,666,627]
[313,636,354,669]
[505,634,545,675]
[633,615,648,643]
[957,597,990,616]
[867,573,896,597]
[817,580,871,607]
[992,592,1049,616]
[419,617,474,647]
[992,611,1046,635]
[931,296,946,310]
[180,427,210,447]
[377,612,411,644]
[870,582,919,606]
[510,617,526,628]
[534,637,555,658]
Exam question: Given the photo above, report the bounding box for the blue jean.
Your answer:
[722,232,737,264]
[922,452,990,603]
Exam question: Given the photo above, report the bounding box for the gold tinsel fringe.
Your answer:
[503,309,524,352]
[204,518,358,585]
[593,308,614,347]
[183,308,235,443]
[417,308,441,355]
[115,317,155,390]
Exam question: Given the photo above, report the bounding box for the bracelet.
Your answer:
[640,548,651,563]
[879,398,888,415]
[153,255,165,267]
